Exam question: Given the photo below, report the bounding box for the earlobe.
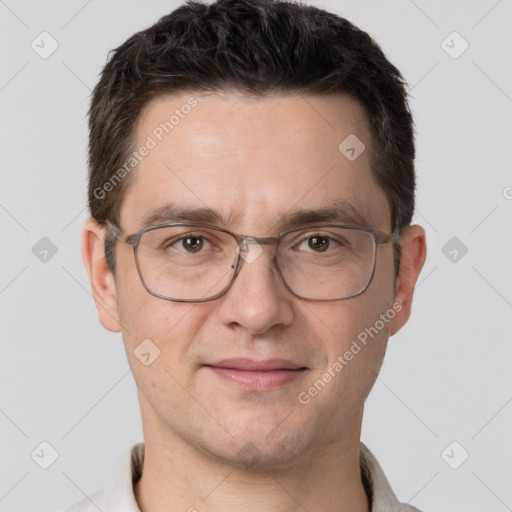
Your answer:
[81,217,122,333]
[389,225,427,336]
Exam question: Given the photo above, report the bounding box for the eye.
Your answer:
[161,233,210,254]
[294,233,342,253]
[180,235,204,253]
[307,235,330,252]
[286,229,354,256]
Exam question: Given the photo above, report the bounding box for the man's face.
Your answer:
[102,92,400,466]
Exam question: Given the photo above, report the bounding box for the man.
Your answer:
[71,0,426,510]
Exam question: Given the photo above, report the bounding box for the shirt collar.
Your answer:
[105,443,144,512]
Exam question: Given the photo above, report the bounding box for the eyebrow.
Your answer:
[281,200,370,229]
[138,199,371,232]
[139,204,241,229]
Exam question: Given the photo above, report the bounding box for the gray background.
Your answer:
[1,1,511,511]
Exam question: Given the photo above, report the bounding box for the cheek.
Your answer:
[296,292,394,433]
[113,246,196,345]
[115,286,202,419]
[113,254,214,389]
[310,293,391,366]
[117,288,202,364]
[307,248,396,357]
[300,251,396,396]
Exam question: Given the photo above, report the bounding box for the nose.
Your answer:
[216,242,294,335]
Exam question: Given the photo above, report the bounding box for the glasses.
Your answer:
[112,222,399,303]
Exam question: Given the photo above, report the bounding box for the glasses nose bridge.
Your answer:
[244,234,280,247]
[236,234,281,261]
[232,234,282,279]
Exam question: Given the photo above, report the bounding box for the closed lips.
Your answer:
[205,358,307,371]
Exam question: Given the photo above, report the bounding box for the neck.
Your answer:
[134,401,370,512]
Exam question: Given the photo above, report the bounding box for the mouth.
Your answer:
[203,358,308,391]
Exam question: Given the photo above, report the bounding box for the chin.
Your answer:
[198,419,319,471]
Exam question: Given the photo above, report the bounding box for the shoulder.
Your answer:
[397,505,423,512]
[57,443,144,512]
[360,442,424,512]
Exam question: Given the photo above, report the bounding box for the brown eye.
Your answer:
[182,236,204,252]
[308,236,329,252]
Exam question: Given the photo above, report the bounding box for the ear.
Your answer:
[389,224,427,336]
[81,217,122,332]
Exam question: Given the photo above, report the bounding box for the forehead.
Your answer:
[119,91,391,233]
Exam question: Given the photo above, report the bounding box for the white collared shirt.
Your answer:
[63,442,422,512]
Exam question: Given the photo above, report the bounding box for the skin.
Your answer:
[82,91,426,512]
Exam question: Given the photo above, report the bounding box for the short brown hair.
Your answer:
[88,0,415,275]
